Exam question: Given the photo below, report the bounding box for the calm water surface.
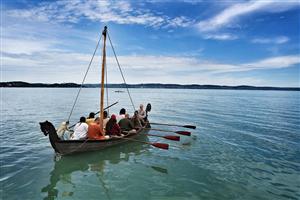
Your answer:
[1,88,300,200]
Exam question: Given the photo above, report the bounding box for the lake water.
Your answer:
[1,88,299,200]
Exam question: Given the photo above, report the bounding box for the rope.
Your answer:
[67,34,103,121]
[107,32,136,112]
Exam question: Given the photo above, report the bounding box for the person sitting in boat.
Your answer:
[87,117,105,140]
[70,117,88,140]
[102,111,109,130]
[119,114,136,134]
[105,114,121,136]
[56,121,70,140]
[86,112,95,125]
[131,110,144,129]
[138,104,146,120]
[117,108,126,123]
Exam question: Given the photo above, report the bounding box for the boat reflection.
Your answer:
[41,138,151,200]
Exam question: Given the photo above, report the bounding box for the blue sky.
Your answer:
[1,0,300,86]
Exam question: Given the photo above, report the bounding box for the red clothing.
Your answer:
[88,123,104,140]
[107,124,121,136]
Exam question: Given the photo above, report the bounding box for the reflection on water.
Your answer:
[41,137,166,200]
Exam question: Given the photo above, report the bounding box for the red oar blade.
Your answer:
[175,131,191,136]
[183,125,196,129]
[164,135,180,141]
[152,143,169,150]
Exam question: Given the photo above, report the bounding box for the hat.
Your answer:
[111,114,116,120]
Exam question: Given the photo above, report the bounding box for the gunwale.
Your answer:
[52,126,149,155]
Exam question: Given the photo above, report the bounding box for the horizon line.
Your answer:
[1,81,299,89]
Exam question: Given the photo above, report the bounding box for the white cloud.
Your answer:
[243,55,300,70]
[2,38,56,55]
[202,33,238,40]
[251,36,289,44]
[3,45,299,84]
[6,0,193,29]
[197,0,300,32]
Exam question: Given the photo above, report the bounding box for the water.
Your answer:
[1,88,300,200]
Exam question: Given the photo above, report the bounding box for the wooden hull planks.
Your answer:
[52,128,149,155]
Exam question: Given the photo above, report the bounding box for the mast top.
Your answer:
[102,26,107,36]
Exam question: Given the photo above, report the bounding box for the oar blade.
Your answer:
[175,131,191,136]
[152,143,169,150]
[164,135,180,141]
[183,125,196,129]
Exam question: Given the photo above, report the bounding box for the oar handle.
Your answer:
[68,101,118,129]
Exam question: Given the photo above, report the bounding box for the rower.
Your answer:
[86,112,95,125]
[117,108,126,123]
[138,104,146,120]
[119,114,136,134]
[131,111,144,129]
[106,114,121,136]
[71,117,88,140]
[87,117,105,140]
[102,111,109,130]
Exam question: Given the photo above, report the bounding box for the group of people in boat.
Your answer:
[58,104,147,140]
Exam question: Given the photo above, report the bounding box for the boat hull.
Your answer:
[53,129,149,155]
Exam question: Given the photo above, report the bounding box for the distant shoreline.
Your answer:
[1,81,299,91]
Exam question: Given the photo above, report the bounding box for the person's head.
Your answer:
[88,112,95,119]
[134,110,138,116]
[103,111,108,118]
[119,108,126,115]
[94,117,100,124]
[80,116,86,123]
[125,114,130,118]
[110,114,117,123]
[140,104,144,110]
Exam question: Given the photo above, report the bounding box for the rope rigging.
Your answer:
[107,32,136,112]
[67,34,103,122]
[67,27,136,122]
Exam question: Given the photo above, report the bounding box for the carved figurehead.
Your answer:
[39,121,60,152]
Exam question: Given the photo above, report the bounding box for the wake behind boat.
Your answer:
[40,26,196,155]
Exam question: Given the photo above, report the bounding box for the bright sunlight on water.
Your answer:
[1,88,300,200]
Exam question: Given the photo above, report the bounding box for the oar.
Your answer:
[150,122,196,129]
[94,101,119,115]
[68,101,118,129]
[145,133,180,141]
[122,130,180,141]
[117,137,169,150]
[144,128,191,136]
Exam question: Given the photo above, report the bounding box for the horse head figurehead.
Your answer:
[39,121,56,136]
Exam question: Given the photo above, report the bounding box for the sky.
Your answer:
[1,0,300,87]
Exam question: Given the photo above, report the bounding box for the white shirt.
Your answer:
[72,122,88,140]
[117,114,125,123]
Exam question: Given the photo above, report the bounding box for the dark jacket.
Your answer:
[118,118,134,132]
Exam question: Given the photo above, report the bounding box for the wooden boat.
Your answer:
[39,121,150,155]
[39,26,155,155]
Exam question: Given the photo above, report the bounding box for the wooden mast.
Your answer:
[100,26,107,133]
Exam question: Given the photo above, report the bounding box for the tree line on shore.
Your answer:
[1,81,299,91]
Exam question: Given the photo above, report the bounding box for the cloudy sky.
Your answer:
[1,0,300,86]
